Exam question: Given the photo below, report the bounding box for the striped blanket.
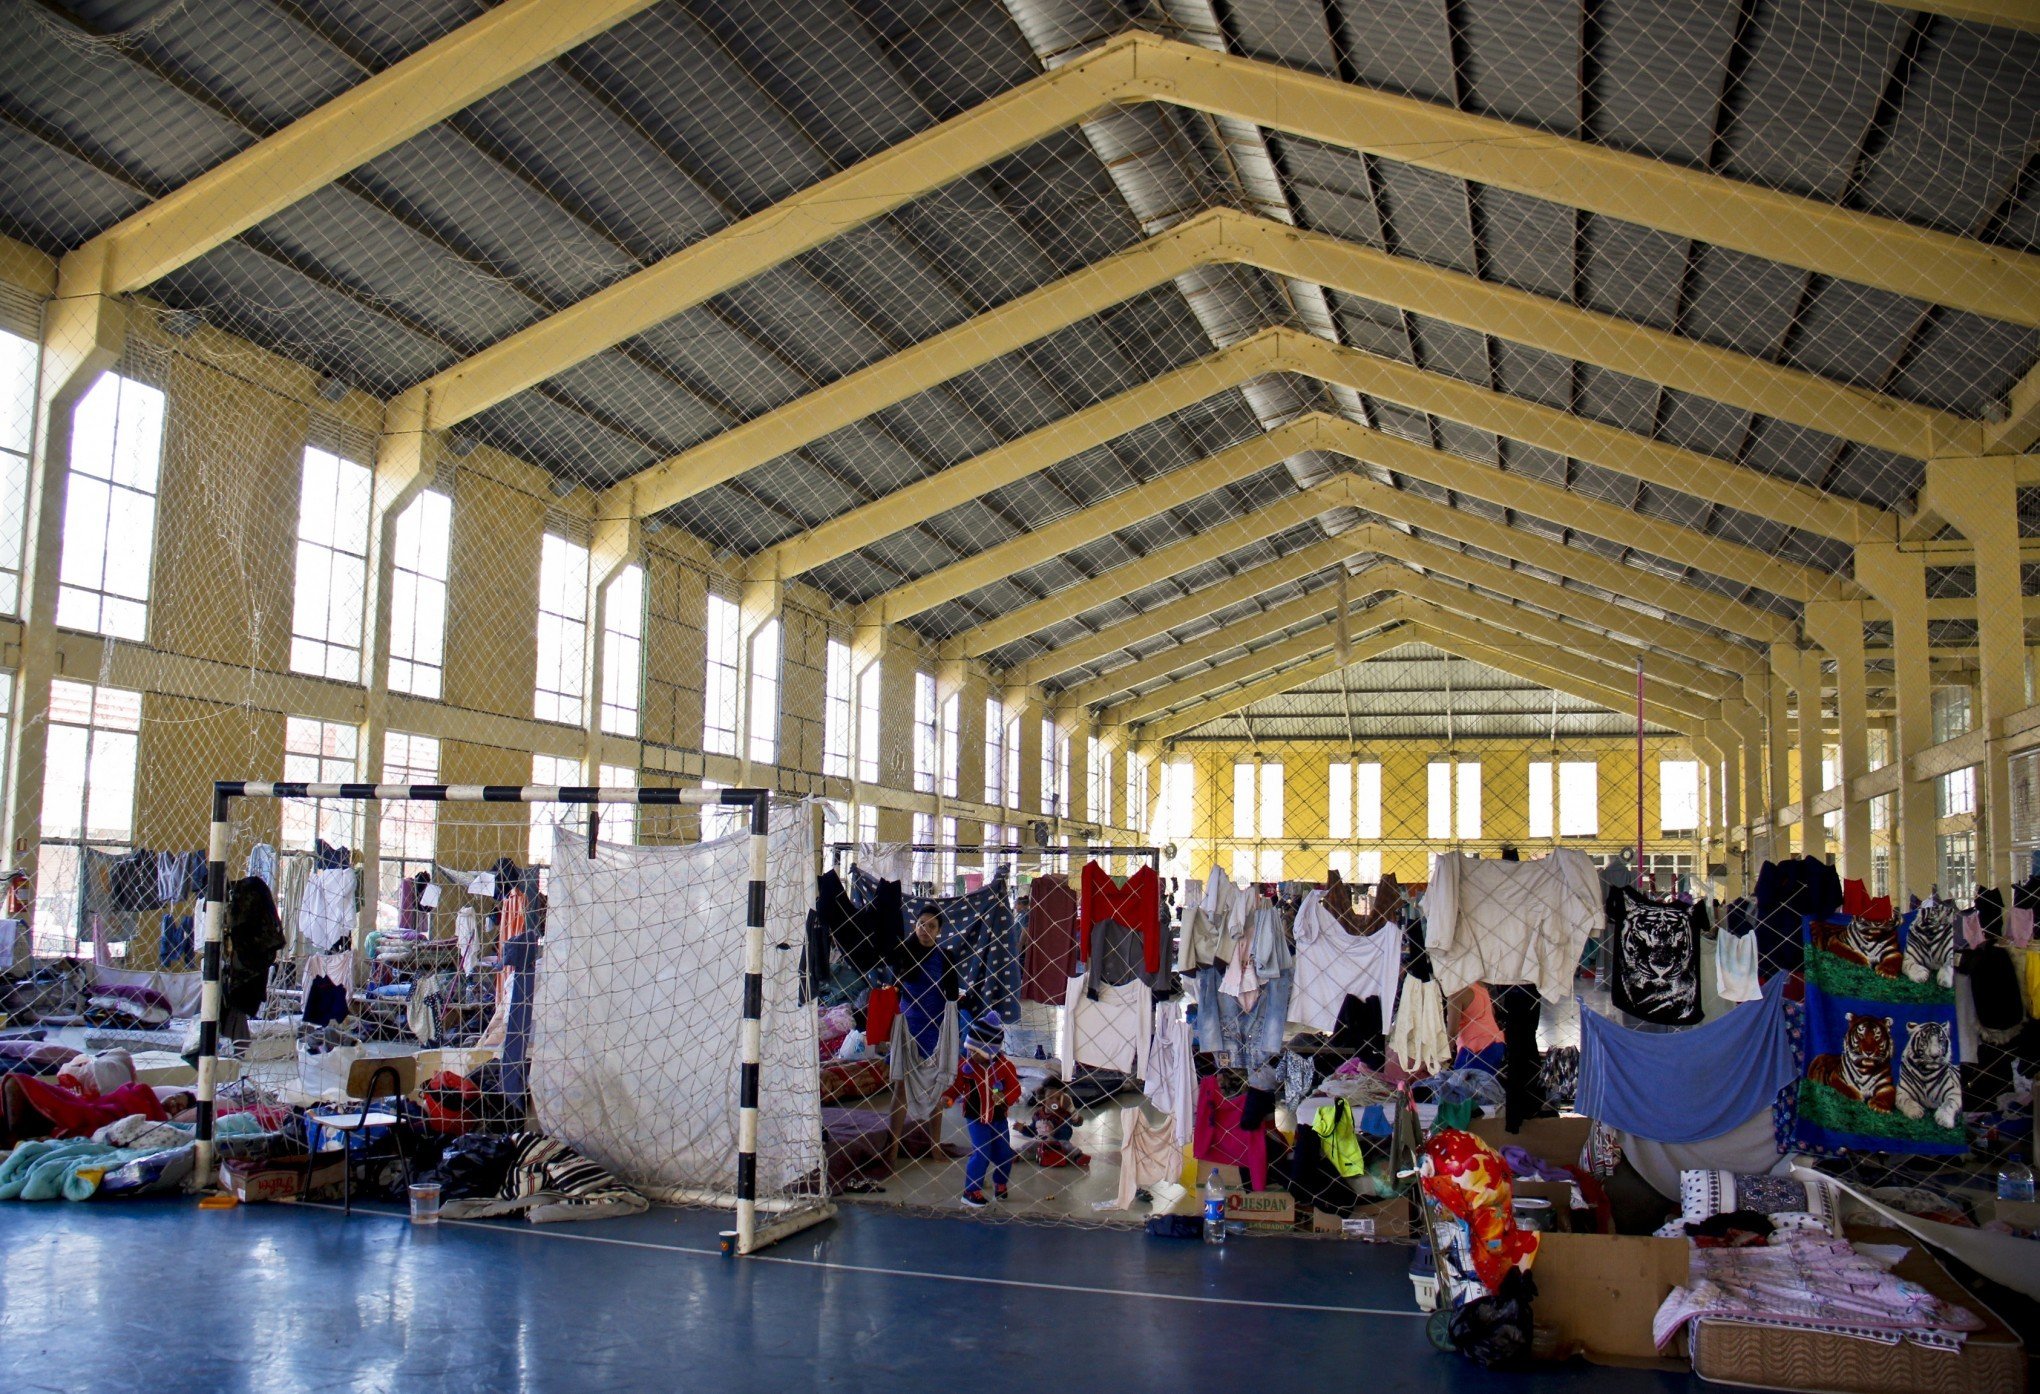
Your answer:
[440,1132,649,1224]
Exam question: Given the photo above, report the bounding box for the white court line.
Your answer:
[299,1203,1426,1319]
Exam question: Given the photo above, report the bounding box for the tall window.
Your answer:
[1125,756,1150,834]
[1158,759,1194,840]
[600,564,645,737]
[856,803,878,844]
[0,330,39,613]
[1937,766,1976,817]
[747,616,780,764]
[1937,830,1976,901]
[1658,760,1701,834]
[380,731,439,893]
[1328,848,1384,884]
[1931,685,1972,743]
[984,695,1005,807]
[41,680,139,844]
[1004,709,1021,811]
[534,533,590,725]
[291,446,372,681]
[1427,760,1481,840]
[912,671,938,794]
[387,489,451,698]
[704,593,741,756]
[854,657,880,782]
[1529,760,1599,838]
[823,638,852,778]
[529,753,584,864]
[912,810,936,883]
[36,680,140,953]
[1327,760,1381,840]
[1231,761,1283,839]
[1231,846,1283,882]
[940,691,959,799]
[1086,736,1111,825]
[599,764,637,846]
[58,371,165,640]
[281,716,360,850]
[1041,718,1068,816]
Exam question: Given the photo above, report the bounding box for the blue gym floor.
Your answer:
[0,1201,1709,1393]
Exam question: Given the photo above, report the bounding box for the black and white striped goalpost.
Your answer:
[198,780,780,1254]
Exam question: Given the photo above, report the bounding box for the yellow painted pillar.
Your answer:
[1926,455,2026,885]
[5,285,123,881]
[1854,543,1936,895]
[1804,600,1871,880]
[1762,664,1794,863]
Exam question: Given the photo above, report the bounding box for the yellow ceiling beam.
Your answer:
[622,212,1934,523]
[1139,624,1418,743]
[943,485,1346,659]
[1300,414,1835,602]
[1110,598,1417,729]
[1247,219,1958,462]
[865,417,1317,626]
[58,0,664,298]
[879,409,1818,648]
[1351,524,1760,676]
[1872,1,2039,32]
[402,34,2036,442]
[1391,573,1733,714]
[1057,568,1400,709]
[1988,366,2040,456]
[1004,530,1362,687]
[1341,474,1799,644]
[1009,518,1760,689]
[1137,36,2037,329]
[746,330,1292,583]
[1403,616,1707,736]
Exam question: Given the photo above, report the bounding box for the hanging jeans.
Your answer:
[1493,985,1545,1133]
[964,1119,1014,1195]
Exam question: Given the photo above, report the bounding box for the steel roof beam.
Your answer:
[386,34,2036,441]
[57,0,663,299]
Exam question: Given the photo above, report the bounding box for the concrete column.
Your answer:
[583,515,641,772]
[5,288,123,882]
[1804,600,1871,880]
[1771,645,1825,862]
[1708,718,1746,897]
[1010,687,1045,830]
[1855,544,1937,895]
[1927,456,2025,885]
[1763,664,1793,861]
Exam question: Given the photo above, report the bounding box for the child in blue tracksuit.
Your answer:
[943,1012,1020,1208]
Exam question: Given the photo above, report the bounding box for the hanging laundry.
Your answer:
[1390,976,1451,1075]
[1609,885,1705,1026]
[298,867,356,954]
[1110,1106,1182,1210]
[1142,1000,1195,1144]
[1289,887,1400,1035]
[1059,971,1151,1078]
[1311,1097,1367,1178]
[1078,862,1160,976]
[889,1001,959,1123]
[1425,849,1600,1001]
[1192,1073,1275,1191]
[1578,975,1795,1144]
[1791,907,1965,1156]
[1021,873,1078,1004]
[882,871,1021,1022]
[1715,923,1762,1003]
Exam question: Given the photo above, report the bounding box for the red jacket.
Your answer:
[942,1054,1020,1124]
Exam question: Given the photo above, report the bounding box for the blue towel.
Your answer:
[1577,976,1794,1143]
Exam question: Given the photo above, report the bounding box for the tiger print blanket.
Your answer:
[1787,909,1964,1157]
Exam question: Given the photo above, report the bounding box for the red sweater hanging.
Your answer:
[1079,861,1162,975]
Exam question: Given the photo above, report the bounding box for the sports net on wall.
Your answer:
[0,0,2031,1238]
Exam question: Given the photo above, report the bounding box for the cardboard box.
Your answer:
[1225,1189,1297,1227]
[1313,1195,1413,1240]
[221,1154,346,1204]
[1529,1231,1690,1366]
[1976,1196,2040,1230]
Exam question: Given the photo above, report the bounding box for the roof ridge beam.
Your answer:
[1139,624,1416,743]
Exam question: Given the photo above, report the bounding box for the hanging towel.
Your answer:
[1577,976,1794,1144]
[1715,928,1761,1002]
[1110,1106,1182,1210]
[889,1000,959,1123]
[1389,976,1451,1075]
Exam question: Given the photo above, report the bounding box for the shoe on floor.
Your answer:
[995,1186,1009,1201]
[961,1190,989,1209]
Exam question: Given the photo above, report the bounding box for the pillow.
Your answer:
[1680,1169,1840,1236]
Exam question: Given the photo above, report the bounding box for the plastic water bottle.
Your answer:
[1203,1169,1228,1245]
[1998,1162,2035,1203]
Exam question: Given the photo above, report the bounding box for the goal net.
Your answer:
[188,783,827,1255]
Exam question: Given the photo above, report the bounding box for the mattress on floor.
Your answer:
[1689,1227,2026,1394]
